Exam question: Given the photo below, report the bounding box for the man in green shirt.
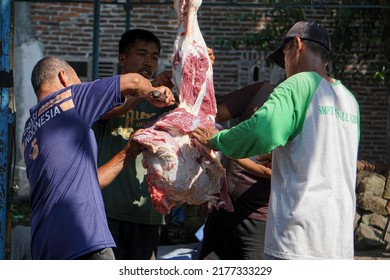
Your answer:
[193,21,360,259]
[93,29,175,259]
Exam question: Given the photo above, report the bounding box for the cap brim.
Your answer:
[267,45,285,69]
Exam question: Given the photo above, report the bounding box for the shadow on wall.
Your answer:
[14,40,44,202]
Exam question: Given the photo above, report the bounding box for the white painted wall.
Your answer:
[14,3,43,200]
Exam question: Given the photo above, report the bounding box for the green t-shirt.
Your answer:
[93,100,172,225]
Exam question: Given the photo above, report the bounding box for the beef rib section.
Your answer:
[133,0,233,215]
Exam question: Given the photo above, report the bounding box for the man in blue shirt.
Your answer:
[22,56,174,259]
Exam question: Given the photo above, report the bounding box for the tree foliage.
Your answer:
[213,0,389,86]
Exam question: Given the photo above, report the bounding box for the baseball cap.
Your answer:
[267,21,331,69]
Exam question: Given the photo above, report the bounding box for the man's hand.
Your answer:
[191,126,219,147]
[357,160,376,172]
[145,86,176,108]
[152,70,174,89]
[98,134,144,189]
[123,136,144,160]
[256,153,272,168]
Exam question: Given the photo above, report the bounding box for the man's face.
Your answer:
[118,39,159,79]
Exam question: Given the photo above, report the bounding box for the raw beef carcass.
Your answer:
[133,0,233,215]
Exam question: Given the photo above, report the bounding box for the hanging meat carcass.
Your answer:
[132,0,233,215]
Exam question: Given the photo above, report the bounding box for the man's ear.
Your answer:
[58,69,68,87]
[118,54,125,68]
[295,37,305,51]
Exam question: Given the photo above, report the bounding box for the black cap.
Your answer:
[267,21,331,69]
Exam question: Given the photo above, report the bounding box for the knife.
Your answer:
[151,90,179,106]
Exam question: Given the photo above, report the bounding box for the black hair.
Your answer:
[284,39,330,64]
[118,29,161,55]
[303,40,331,64]
[31,56,72,94]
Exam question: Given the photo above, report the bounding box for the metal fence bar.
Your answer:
[0,0,14,261]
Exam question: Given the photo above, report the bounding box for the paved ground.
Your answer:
[157,243,199,260]
[157,243,390,260]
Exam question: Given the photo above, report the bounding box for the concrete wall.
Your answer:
[14,2,43,200]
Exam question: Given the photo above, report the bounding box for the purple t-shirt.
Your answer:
[222,81,275,221]
[22,76,123,259]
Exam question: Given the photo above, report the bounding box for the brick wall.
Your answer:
[29,1,389,164]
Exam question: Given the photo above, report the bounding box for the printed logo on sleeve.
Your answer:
[22,90,75,160]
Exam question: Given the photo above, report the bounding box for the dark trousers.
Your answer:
[198,209,266,260]
[107,218,161,260]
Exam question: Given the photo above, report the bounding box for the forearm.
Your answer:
[101,95,141,120]
[210,92,296,159]
[98,150,128,189]
[234,158,271,179]
[119,73,175,108]
[120,73,154,98]
[210,115,275,159]
[216,103,232,123]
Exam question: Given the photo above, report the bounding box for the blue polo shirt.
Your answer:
[22,76,123,259]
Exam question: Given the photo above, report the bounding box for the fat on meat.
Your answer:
[133,0,233,215]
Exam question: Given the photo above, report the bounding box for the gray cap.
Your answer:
[267,21,331,69]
